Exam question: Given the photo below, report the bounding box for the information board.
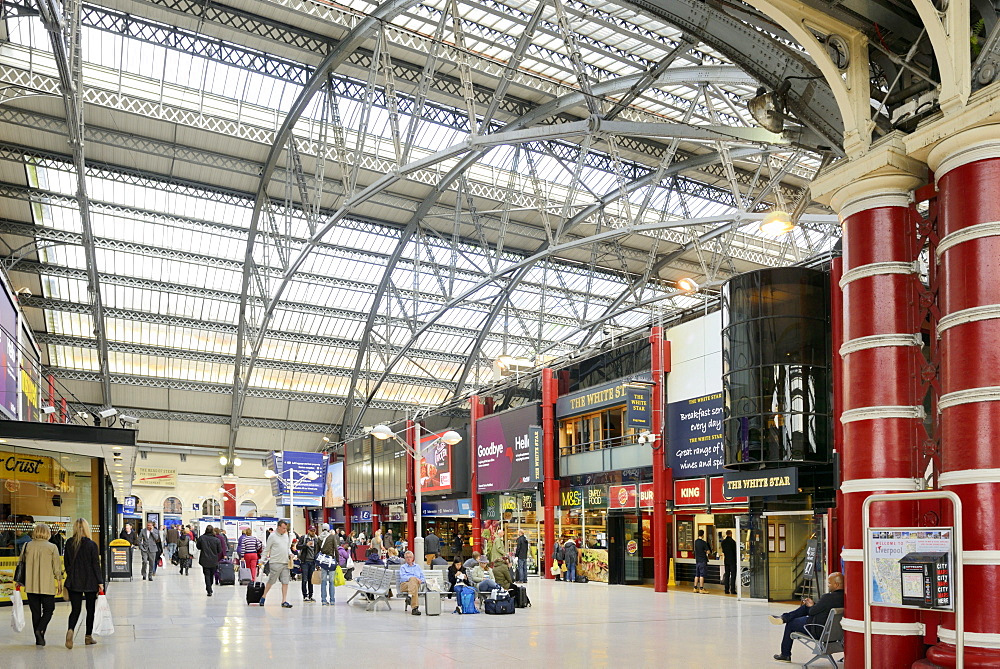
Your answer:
[868,527,953,610]
[108,539,133,581]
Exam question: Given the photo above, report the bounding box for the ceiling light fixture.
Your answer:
[677,278,700,293]
[747,80,791,133]
[759,210,796,236]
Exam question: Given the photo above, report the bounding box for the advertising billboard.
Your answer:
[475,403,541,493]
[324,461,344,508]
[667,392,725,477]
[868,527,953,610]
[0,288,17,419]
[419,430,454,493]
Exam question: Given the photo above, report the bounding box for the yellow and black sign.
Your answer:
[0,451,68,490]
[722,467,798,497]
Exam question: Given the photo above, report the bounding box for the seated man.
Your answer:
[398,551,426,616]
[470,556,499,593]
[430,555,449,567]
[363,547,384,566]
[463,551,481,571]
[771,572,845,663]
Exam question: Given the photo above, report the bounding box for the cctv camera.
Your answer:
[15,287,31,298]
[98,408,118,419]
[120,415,139,426]
[41,406,57,415]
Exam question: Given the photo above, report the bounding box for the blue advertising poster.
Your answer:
[421,498,473,517]
[269,451,327,507]
[667,393,725,477]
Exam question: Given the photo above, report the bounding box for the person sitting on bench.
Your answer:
[398,551,426,616]
[770,572,845,663]
[470,556,499,593]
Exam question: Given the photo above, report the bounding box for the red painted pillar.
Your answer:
[650,326,671,592]
[371,502,380,534]
[926,129,1000,668]
[222,482,236,517]
[469,396,483,553]
[542,368,558,579]
[834,168,926,668]
[830,256,845,576]
[344,503,352,535]
[47,375,56,423]
[405,419,416,545]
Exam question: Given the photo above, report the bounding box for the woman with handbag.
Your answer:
[63,518,104,649]
[15,523,63,646]
[237,528,262,581]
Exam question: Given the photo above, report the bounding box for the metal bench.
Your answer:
[791,607,845,668]
[344,565,396,610]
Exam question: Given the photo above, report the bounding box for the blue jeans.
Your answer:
[301,562,315,598]
[477,579,499,592]
[780,604,813,657]
[516,557,527,582]
[320,568,336,603]
[165,543,177,562]
[566,561,577,583]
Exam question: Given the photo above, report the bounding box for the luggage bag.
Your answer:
[239,560,252,585]
[510,583,531,608]
[218,560,236,586]
[246,580,265,605]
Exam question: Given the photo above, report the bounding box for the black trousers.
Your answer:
[203,566,215,593]
[723,562,737,593]
[68,589,98,635]
[26,593,55,635]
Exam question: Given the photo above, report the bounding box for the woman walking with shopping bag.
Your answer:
[63,518,104,648]
[15,523,63,646]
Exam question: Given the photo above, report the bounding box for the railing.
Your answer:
[559,433,642,457]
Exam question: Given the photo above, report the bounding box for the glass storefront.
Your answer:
[1,445,109,602]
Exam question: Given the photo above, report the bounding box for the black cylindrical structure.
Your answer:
[722,267,832,469]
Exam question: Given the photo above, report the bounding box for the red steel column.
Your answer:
[827,156,926,668]
[470,396,483,553]
[926,127,1000,668]
[406,419,416,544]
[542,368,558,579]
[650,326,671,592]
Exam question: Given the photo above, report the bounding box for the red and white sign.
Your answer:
[609,484,637,509]
[638,483,654,508]
[674,478,707,506]
[710,476,748,505]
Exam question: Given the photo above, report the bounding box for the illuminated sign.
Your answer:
[609,484,637,509]
[673,478,707,506]
[722,467,798,497]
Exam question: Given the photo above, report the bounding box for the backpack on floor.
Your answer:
[453,584,479,614]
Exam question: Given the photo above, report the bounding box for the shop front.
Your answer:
[556,484,609,582]
[421,497,474,560]
[607,482,655,585]
[671,476,749,594]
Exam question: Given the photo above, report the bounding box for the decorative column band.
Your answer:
[931,138,1000,181]
[841,548,863,562]
[938,628,1000,650]
[963,550,1000,565]
[841,405,925,423]
[839,333,923,357]
[936,220,1000,260]
[938,386,1000,411]
[938,304,1000,334]
[838,193,912,221]
[839,261,918,289]
[841,618,925,636]
[840,478,922,494]
[938,468,1000,486]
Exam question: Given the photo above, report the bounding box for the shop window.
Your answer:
[163,496,182,515]
[202,498,222,517]
[238,500,257,517]
[559,407,630,456]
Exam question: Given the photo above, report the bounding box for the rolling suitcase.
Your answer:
[510,583,531,608]
[239,560,252,585]
[423,590,441,616]
[218,560,236,586]
[246,580,265,605]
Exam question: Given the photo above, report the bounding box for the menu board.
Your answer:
[677,519,695,553]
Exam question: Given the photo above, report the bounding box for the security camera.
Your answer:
[15,287,31,298]
[120,415,140,426]
[98,408,118,419]
[41,406,56,415]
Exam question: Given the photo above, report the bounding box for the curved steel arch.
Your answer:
[336,66,756,434]
[228,0,422,465]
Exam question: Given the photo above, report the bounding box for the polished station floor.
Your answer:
[2,568,820,667]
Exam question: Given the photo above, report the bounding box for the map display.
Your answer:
[868,528,953,610]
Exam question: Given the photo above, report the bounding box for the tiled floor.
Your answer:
[1,566,833,667]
